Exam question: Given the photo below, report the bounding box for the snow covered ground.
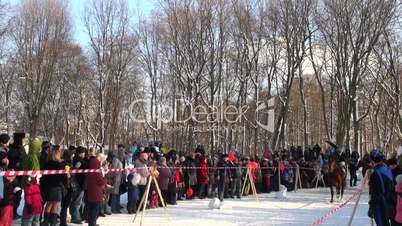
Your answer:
[14,176,372,226]
[85,186,370,226]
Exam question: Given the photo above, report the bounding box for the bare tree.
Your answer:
[11,0,71,137]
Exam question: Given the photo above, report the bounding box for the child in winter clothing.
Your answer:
[0,176,15,226]
[395,174,402,224]
[22,176,43,226]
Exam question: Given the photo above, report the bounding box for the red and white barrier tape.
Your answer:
[0,165,317,177]
[310,174,367,226]
[310,188,362,226]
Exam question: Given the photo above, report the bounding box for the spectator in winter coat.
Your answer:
[157,157,172,205]
[368,150,395,226]
[0,134,10,201]
[126,165,140,214]
[387,158,402,183]
[60,148,74,226]
[0,175,15,226]
[8,132,27,219]
[86,153,107,226]
[359,153,372,177]
[217,154,229,201]
[110,153,123,213]
[394,174,402,225]
[281,160,294,191]
[197,155,209,199]
[349,150,359,187]
[184,156,197,199]
[134,152,150,208]
[22,176,42,226]
[7,132,27,170]
[229,158,242,199]
[0,134,10,170]
[69,146,87,224]
[39,141,51,170]
[41,145,66,226]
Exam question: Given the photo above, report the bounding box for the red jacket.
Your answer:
[23,180,43,216]
[174,165,181,183]
[197,156,208,185]
[86,156,106,203]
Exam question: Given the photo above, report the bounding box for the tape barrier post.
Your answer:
[241,167,250,198]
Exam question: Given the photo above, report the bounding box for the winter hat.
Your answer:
[158,157,166,165]
[13,132,26,146]
[0,134,10,145]
[370,149,384,163]
[179,156,186,162]
[29,138,42,156]
[396,174,402,184]
[76,146,86,155]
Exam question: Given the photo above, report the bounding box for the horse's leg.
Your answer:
[341,180,345,200]
[336,185,340,200]
[330,185,334,203]
[340,185,344,200]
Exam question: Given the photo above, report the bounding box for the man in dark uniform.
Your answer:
[368,150,395,226]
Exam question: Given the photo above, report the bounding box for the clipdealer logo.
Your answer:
[128,98,275,132]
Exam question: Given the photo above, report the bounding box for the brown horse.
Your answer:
[327,156,347,203]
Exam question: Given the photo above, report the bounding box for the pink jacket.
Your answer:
[395,183,402,223]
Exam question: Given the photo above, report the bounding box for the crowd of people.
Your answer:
[0,132,402,226]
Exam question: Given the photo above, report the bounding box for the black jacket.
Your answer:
[7,144,26,170]
[41,160,66,189]
[217,159,229,180]
[72,156,88,190]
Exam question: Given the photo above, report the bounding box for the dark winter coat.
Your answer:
[158,165,172,191]
[86,156,106,203]
[0,147,8,171]
[228,161,241,179]
[217,159,229,180]
[349,152,359,172]
[71,156,87,190]
[7,144,26,170]
[41,160,66,190]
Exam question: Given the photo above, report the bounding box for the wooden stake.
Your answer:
[347,173,368,226]
[140,175,152,226]
[132,167,172,226]
[241,167,250,198]
[241,167,259,201]
[132,175,152,223]
[248,168,259,202]
[152,174,171,222]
